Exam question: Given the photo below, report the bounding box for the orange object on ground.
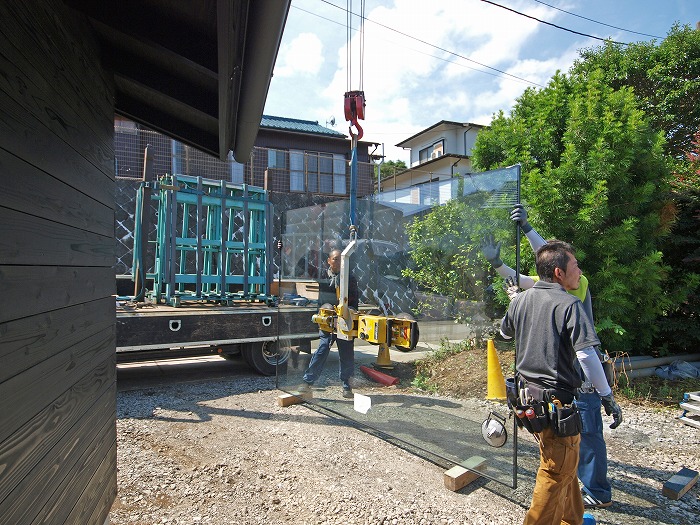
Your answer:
[360,365,399,386]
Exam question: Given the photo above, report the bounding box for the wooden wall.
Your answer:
[0,1,117,524]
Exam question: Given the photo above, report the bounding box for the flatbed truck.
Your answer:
[116,299,317,375]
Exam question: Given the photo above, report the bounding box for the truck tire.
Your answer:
[243,340,290,376]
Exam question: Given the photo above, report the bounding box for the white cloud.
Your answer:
[265,0,681,163]
[274,32,324,77]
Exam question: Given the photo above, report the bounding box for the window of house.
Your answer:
[267,149,287,170]
[305,151,346,195]
[289,150,305,192]
[333,154,346,194]
[307,154,318,193]
[319,153,333,193]
[418,140,445,162]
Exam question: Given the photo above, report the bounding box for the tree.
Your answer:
[653,131,700,352]
[374,159,407,183]
[571,25,700,354]
[573,24,700,160]
[402,189,515,314]
[473,70,673,355]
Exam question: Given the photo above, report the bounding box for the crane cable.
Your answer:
[346,0,365,93]
[344,0,365,229]
[344,0,366,140]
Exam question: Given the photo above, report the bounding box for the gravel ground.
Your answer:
[110,359,700,525]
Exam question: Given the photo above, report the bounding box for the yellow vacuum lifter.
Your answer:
[311,235,419,368]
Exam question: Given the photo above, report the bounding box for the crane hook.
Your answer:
[344,90,365,140]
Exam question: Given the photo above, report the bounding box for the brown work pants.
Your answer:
[523,427,584,525]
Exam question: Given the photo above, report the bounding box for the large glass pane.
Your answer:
[275,166,521,488]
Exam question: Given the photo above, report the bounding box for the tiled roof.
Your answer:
[261,115,346,137]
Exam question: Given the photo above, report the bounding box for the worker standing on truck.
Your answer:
[483,205,622,509]
[300,248,359,398]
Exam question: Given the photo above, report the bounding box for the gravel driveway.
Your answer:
[110,357,700,525]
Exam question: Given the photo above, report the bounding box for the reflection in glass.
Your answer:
[276,166,521,487]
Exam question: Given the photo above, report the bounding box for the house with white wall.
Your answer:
[377,121,485,204]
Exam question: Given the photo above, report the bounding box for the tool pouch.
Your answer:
[513,402,548,434]
[528,402,549,433]
[552,404,582,437]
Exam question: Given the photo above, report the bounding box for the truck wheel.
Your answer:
[243,341,290,376]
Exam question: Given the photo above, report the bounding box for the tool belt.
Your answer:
[506,377,582,437]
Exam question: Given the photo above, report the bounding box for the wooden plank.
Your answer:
[25,0,115,126]
[679,402,700,415]
[29,415,117,525]
[0,2,114,173]
[0,3,116,524]
[0,149,114,237]
[0,360,115,505]
[0,266,115,324]
[662,467,699,500]
[278,392,312,407]
[679,414,700,430]
[0,97,114,208]
[0,298,114,383]
[0,207,114,267]
[80,452,118,525]
[685,391,700,403]
[0,326,114,444]
[444,456,487,492]
[0,378,115,519]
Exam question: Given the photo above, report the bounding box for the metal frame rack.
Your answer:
[132,174,273,306]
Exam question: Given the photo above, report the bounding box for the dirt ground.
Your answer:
[112,345,700,525]
[384,343,516,400]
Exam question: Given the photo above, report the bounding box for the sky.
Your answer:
[263,0,696,162]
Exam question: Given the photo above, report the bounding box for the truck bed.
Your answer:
[116,301,318,352]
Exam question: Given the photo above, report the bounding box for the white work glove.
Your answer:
[504,276,520,301]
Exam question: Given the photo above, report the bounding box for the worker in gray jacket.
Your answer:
[500,239,621,524]
[484,205,621,509]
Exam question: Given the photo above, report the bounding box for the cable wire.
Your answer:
[481,0,629,45]
[319,0,544,88]
[359,0,365,91]
[530,0,663,39]
[346,0,351,92]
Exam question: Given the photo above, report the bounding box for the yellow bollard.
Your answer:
[486,339,507,400]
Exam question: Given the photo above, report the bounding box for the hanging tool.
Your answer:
[344,90,365,140]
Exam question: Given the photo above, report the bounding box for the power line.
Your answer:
[530,0,663,39]
[481,0,630,46]
[316,0,545,88]
[293,4,538,86]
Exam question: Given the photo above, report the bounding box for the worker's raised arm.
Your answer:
[511,204,546,252]
[481,233,536,289]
